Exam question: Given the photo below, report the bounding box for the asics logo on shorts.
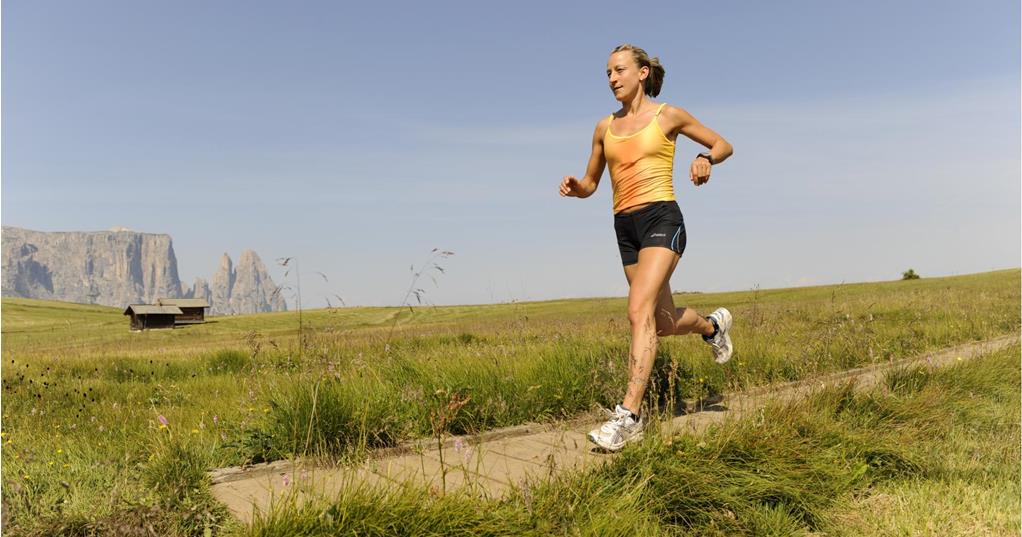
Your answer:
[650,233,666,238]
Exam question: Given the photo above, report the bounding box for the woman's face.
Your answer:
[606,51,648,102]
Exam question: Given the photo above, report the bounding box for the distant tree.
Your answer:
[902,268,920,280]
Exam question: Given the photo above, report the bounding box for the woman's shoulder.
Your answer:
[593,114,613,136]
[658,103,693,120]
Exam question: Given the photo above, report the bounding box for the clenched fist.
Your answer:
[690,156,711,186]
[559,175,586,197]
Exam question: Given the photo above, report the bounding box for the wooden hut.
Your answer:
[156,298,210,325]
[123,305,181,331]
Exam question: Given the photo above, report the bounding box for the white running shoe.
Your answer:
[705,308,734,364]
[587,404,644,451]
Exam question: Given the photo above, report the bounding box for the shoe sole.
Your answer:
[714,331,733,364]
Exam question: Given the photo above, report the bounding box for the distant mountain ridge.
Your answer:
[1,226,286,315]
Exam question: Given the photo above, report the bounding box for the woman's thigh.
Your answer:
[626,247,680,317]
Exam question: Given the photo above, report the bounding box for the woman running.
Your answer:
[559,44,734,451]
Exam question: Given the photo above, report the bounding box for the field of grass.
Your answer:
[1,269,1019,535]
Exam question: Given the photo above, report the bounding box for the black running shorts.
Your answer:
[613,201,687,266]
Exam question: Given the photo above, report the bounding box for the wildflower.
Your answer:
[63,464,70,469]
[157,415,169,428]
[191,429,199,435]
[23,475,30,480]
[56,449,63,454]
[282,473,291,487]
[454,439,464,452]
[263,408,270,414]
[48,461,54,466]
[213,415,219,426]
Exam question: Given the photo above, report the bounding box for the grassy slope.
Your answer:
[1,269,1019,535]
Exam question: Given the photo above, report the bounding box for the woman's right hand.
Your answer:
[559,175,585,197]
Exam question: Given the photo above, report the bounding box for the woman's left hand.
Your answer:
[690,156,711,186]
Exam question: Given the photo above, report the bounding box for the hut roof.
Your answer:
[123,305,183,315]
[156,298,210,308]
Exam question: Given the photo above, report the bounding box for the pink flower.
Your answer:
[213,415,219,426]
[282,473,291,487]
[157,415,169,427]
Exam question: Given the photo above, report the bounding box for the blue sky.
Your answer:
[3,1,1019,307]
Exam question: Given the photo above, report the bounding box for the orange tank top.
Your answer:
[604,103,676,214]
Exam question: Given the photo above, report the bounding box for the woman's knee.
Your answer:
[627,301,656,328]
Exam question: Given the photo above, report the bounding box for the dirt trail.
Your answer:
[209,335,1019,524]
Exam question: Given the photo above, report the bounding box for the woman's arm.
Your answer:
[560,117,611,198]
[662,105,733,186]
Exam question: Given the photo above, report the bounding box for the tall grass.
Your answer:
[250,270,1020,461]
[248,344,1021,536]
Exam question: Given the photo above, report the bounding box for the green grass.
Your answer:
[248,344,1021,536]
[1,269,1019,535]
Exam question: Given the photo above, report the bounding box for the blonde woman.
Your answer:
[559,44,734,451]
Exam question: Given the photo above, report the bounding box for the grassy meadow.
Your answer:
[1,268,1019,535]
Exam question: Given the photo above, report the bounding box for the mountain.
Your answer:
[1,226,286,315]
[209,250,287,315]
[1,226,181,306]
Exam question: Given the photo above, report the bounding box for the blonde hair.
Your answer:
[611,44,665,97]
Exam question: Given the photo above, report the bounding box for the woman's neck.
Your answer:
[620,94,651,116]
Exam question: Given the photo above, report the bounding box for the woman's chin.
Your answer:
[612,90,634,103]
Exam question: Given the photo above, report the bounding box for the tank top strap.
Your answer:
[654,103,666,117]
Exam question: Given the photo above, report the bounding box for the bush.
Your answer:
[901,269,920,280]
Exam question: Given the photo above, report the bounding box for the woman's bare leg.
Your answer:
[652,282,716,337]
[620,247,681,414]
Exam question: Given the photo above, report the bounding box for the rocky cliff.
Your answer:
[2,226,287,315]
[2,226,182,306]
[207,250,286,315]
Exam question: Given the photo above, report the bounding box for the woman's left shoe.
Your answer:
[587,404,644,451]
[705,307,734,364]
